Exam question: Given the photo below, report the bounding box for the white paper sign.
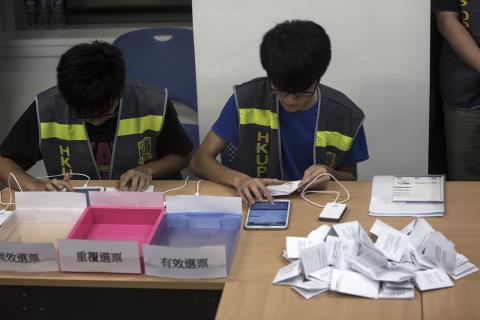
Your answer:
[58,239,141,273]
[0,241,57,272]
[143,244,227,279]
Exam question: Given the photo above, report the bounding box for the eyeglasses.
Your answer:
[270,81,319,99]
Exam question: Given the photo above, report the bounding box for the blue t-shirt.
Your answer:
[212,95,369,180]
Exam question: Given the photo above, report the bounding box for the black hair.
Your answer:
[57,41,125,116]
[260,20,331,92]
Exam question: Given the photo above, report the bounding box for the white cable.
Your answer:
[161,176,190,194]
[0,173,23,209]
[195,179,203,196]
[300,172,350,208]
[35,172,91,186]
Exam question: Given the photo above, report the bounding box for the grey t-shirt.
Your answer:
[434,0,480,108]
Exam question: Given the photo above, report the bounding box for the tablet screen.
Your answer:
[246,201,289,227]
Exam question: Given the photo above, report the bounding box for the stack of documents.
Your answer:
[272,218,478,300]
[369,176,445,217]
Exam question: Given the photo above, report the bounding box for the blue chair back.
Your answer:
[113,28,199,149]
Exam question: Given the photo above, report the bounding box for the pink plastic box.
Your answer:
[69,206,163,241]
[61,206,165,273]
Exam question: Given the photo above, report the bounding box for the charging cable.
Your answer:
[0,173,24,209]
[195,179,203,196]
[300,172,350,208]
[35,172,91,187]
[161,176,190,194]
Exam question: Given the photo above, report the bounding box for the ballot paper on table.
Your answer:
[272,260,304,285]
[300,243,328,279]
[330,269,380,299]
[378,284,415,299]
[309,267,334,284]
[414,268,454,291]
[307,224,332,241]
[292,280,330,299]
[266,180,301,196]
[449,253,479,280]
[422,231,456,273]
[286,237,322,259]
[369,176,445,217]
[392,176,444,202]
[374,225,410,262]
[325,236,358,270]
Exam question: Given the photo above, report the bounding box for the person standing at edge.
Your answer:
[0,41,193,191]
[433,0,480,180]
[191,20,369,203]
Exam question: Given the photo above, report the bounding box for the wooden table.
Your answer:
[0,180,479,319]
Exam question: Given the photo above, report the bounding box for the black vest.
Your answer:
[233,77,365,179]
[36,80,168,179]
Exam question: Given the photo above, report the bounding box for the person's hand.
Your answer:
[118,166,152,191]
[298,165,331,191]
[29,173,74,191]
[233,176,284,204]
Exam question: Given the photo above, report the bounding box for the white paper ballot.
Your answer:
[450,262,479,281]
[272,260,303,285]
[378,285,415,300]
[332,221,361,240]
[392,176,444,202]
[307,224,332,241]
[330,269,380,299]
[292,280,329,299]
[414,268,454,291]
[370,219,400,237]
[266,180,301,196]
[369,176,445,217]
[325,236,358,269]
[309,267,333,284]
[407,218,434,252]
[383,280,414,289]
[401,220,416,235]
[300,243,328,278]
[286,237,321,259]
[374,228,409,262]
[423,231,456,273]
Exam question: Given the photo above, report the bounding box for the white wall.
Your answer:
[192,0,430,180]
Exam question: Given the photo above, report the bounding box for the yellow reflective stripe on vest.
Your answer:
[40,122,87,141]
[239,108,278,129]
[117,115,163,136]
[315,131,353,152]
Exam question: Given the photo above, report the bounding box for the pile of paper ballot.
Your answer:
[272,218,478,299]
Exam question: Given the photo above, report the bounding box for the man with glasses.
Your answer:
[191,20,368,203]
[0,41,193,191]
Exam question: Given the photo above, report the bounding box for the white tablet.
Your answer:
[244,200,291,230]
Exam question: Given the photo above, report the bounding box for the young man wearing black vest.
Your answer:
[191,20,369,203]
[0,41,192,191]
